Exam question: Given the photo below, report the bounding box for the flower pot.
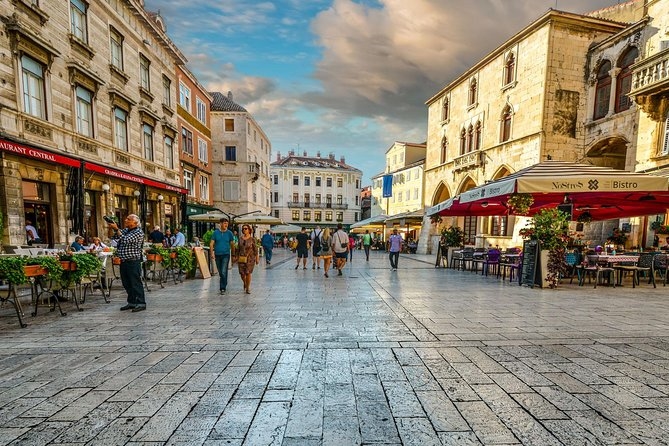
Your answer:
[24,265,48,277]
[112,257,121,265]
[60,261,77,271]
[170,252,177,259]
[146,253,162,262]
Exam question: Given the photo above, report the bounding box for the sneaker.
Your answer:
[312,264,315,270]
[317,266,321,270]
[338,270,343,276]
[120,304,135,311]
[131,306,146,312]
[295,265,299,270]
[220,289,225,295]
[324,272,329,278]
[303,266,307,270]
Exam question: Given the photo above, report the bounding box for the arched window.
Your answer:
[442,97,449,121]
[501,106,512,142]
[504,52,515,85]
[440,136,448,164]
[615,47,638,113]
[468,78,477,106]
[593,60,611,120]
[475,121,482,151]
[467,125,474,153]
[459,128,466,155]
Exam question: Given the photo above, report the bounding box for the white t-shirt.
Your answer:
[332,230,348,253]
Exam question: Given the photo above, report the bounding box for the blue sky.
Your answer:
[145,0,623,184]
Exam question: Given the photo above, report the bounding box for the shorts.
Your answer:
[297,248,309,258]
[334,252,347,259]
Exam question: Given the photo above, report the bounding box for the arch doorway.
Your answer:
[586,136,628,170]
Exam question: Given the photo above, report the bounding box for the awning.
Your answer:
[1,138,80,167]
[384,209,424,224]
[85,162,187,194]
[270,224,303,234]
[350,214,389,229]
[433,161,669,221]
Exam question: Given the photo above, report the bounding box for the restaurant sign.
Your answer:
[84,162,188,194]
[0,138,80,167]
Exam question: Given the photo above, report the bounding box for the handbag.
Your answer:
[238,255,247,263]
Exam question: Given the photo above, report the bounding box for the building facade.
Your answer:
[419,7,629,254]
[176,64,213,239]
[371,142,426,217]
[360,185,372,220]
[270,151,362,229]
[0,0,188,247]
[209,91,271,221]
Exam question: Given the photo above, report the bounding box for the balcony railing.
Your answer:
[287,201,349,209]
[630,48,669,120]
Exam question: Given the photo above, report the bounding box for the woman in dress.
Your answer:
[320,228,333,278]
[237,224,258,294]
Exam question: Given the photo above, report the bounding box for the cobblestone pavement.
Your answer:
[2,249,669,445]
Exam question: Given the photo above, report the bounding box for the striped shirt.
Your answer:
[113,227,144,261]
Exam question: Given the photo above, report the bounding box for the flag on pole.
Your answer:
[382,174,393,198]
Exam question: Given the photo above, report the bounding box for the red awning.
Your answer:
[84,162,187,194]
[0,138,80,168]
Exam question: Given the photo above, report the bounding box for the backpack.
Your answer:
[320,236,330,253]
[312,231,321,249]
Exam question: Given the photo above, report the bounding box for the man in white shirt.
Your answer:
[331,223,349,276]
[25,219,41,245]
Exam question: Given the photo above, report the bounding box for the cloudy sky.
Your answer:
[145,0,624,183]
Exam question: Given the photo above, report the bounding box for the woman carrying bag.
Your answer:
[237,225,259,294]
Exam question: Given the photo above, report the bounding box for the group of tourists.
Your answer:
[291,224,350,277]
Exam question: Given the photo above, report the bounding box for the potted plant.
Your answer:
[70,253,102,284]
[26,255,64,285]
[0,256,28,286]
[440,226,465,268]
[607,228,628,250]
[173,246,195,273]
[506,193,534,215]
[519,208,569,288]
[146,245,169,263]
[576,211,592,224]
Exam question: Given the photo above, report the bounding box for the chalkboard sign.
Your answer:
[520,239,541,287]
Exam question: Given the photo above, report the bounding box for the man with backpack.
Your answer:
[310,226,323,270]
[331,223,349,276]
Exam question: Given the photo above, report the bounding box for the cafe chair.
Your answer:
[652,254,669,286]
[564,252,580,284]
[617,252,656,288]
[477,249,501,276]
[576,257,615,288]
[500,252,522,282]
[453,248,474,271]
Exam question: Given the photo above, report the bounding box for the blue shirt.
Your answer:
[261,233,274,249]
[389,234,403,253]
[211,228,235,255]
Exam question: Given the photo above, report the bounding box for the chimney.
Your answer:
[329,152,335,160]
[317,151,321,158]
[303,150,307,157]
[227,90,233,101]
[276,152,281,161]
[340,156,345,164]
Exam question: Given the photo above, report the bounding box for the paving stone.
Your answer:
[242,401,290,445]
[456,400,518,445]
[415,390,469,432]
[166,415,217,445]
[357,400,400,444]
[211,398,260,440]
[383,380,425,417]
[438,431,484,445]
[322,415,361,446]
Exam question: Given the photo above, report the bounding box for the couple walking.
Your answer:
[210,218,258,294]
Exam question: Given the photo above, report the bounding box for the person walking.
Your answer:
[295,227,310,270]
[237,224,258,293]
[108,214,146,312]
[362,230,372,261]
[388,228,403,271]
[261,230,274,265]
[320,228,333,278]
[310,226,323,269]
[210,218,235,294]
[332,223,349,276]
[348,234,355,262]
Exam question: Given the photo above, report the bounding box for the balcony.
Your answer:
[630,48,669,120]
[287,201,348,210]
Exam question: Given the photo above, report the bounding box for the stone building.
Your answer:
[419,7,631,254]
[176,64,213,239]
[0,0,187,247]
[209,91,272,221]
[270,151,362,230]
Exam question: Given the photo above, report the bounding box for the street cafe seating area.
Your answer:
[0,244,198,328]
[444,245,669,289]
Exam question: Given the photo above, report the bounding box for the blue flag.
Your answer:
[382,174,393,198]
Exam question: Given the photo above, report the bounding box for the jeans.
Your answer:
[364,244,370,260]
[264,247,273,263]
[215,254,230,291]
[120,260,146,306]
[389,251,399,269]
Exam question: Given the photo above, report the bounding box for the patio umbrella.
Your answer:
[188,211,228,222]
[270,224,303,234]
[430,161,669,221]
[350,214,389,229]
[234,215,284,225]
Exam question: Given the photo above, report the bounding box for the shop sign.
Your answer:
[0,138,80,167]
[84,162,187,194]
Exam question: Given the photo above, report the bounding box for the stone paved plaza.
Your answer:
[2,249,669,445]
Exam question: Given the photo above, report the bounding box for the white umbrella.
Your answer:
[234,215,284,225]
[188,211,228,222]
[270,224,303,234]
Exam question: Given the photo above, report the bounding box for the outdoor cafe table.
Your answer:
[586,254,640,286]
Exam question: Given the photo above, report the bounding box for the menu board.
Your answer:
[193,247,211,279]
[521,239,540,288]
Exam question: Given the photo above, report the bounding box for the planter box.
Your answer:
[24,265,48,277]
[60,261,77,271]
[146,253,162,262]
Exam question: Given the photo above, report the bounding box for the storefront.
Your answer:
[1,137,186,247]
[185,203,218,241]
